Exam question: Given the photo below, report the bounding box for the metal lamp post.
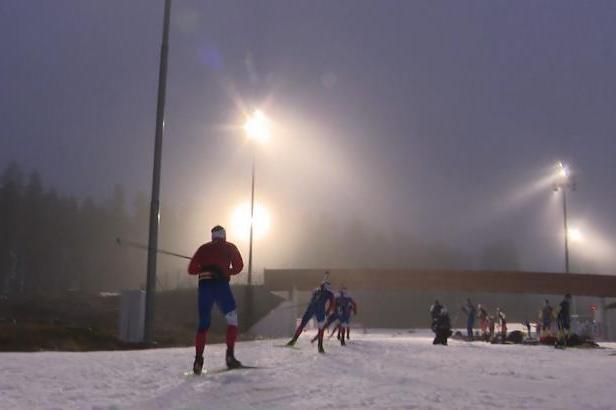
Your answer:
[144,0,172,344]
[553,161,577,314]
[243,110,270,286]
[248,151,256,285]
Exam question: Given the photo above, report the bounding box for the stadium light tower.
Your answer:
[243,110,271,285]
[553,161,577,314]
[553,161,576,274]
[144,0,172,344]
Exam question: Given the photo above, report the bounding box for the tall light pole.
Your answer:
[248,151,256,285]
[562,184,570,274]
[144,0,172,344]
[243,110,270,285]
[553,161,577,313]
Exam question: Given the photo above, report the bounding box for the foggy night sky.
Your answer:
[1,0,616,275]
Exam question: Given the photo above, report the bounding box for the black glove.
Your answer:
[201,265,225,281]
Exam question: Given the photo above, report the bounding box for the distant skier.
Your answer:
[540,299,554,336]
[188,225,244,375]
[462,298,476,340]
[312,287,344,344]
[314,286,357,345]
[477,304,489,340]
[496,307,507,343]
[432,307,452,345]
[556,294,572,347]
[336,287,357,346]
[287,274,336,353]
[488,314,496,341]
[429,299,443,332]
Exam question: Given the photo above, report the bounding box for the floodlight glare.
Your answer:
[568,227,582,242]
[244,110,271,143]
[231,202,271,241]
[557,161,569,178]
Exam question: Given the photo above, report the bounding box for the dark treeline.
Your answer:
[0,162,149,294]
[0,161,522,294]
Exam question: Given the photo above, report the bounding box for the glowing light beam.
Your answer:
[230,202,271,241]
[243,110,271,143]
[568,227,582,242]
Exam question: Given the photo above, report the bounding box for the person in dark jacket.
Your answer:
[462,298,476,340]
[433,307,452,345]
[496,307,507,343]
[429,300,443,332]
[478,304,489,340]
[556,294,572,347]
[541,299,554,336]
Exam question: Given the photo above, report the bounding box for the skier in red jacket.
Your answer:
[188,225,244,375]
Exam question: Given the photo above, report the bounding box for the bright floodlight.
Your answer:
[557,161,569,178]
[243,110,271,143]
[231,202,271,241]
[568,227,582,242]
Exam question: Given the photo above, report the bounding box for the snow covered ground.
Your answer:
[2,330,616,410]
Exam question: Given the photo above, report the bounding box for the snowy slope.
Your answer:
[2,330,616,410]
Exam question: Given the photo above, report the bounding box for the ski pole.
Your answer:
[115,237,191,260]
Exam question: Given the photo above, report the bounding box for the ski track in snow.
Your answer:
[1,330,616,410]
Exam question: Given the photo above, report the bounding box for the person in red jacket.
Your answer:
[188,225,244,375]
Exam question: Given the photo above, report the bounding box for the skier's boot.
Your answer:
[193,355,204,375]
[340,329,346,346]
[226,347,242,369]
[317,329,325,353]
[286,337,297,347]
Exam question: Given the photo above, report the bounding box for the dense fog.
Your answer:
[2,1,616,292]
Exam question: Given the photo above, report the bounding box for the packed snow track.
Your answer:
[1,330,615,409]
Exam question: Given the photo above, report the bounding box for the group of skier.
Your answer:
[186,225,358,374]
[430,294,573,347]
[286,274,358,352]
[430,299,508,344]
[460,299,508,342]
[307,284,358,347]
[538,294,572,347]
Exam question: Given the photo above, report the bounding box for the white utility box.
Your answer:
[118,290,145,343]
